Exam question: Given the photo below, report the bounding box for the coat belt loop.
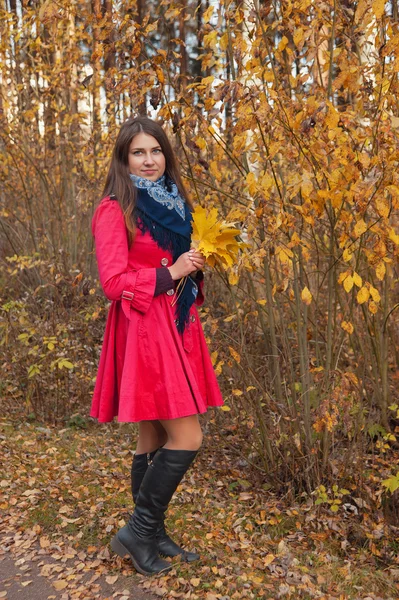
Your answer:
[121,290,134,320]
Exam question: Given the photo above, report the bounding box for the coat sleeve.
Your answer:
[92,199,156,316]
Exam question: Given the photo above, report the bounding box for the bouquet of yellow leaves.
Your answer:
[191,205,243,269]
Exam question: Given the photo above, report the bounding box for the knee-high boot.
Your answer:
[112,448,199,575]
[131,450,158,501]
[131,450,200,563]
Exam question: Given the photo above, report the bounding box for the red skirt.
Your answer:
[90,293,224,423]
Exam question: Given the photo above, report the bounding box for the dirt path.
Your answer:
[0,534,158,600]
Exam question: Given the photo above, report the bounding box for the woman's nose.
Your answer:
[143,153,155,164]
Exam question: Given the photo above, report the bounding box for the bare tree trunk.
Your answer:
[136,0,147,115]
[104,0,116,129]
[179,0,188,91]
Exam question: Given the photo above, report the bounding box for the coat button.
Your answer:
[190,315,196,323]
[166,289,175,296]
[161,258,169,266]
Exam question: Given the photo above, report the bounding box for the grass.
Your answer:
[24,503,61,532]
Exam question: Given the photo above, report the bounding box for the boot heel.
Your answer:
[111,534,127,558]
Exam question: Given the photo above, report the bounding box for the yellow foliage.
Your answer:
[301,286,312,305]
[191,205,242,270]
[372,0,386,19]
[203,30,218,49]
[353,272,362,288]
[369,285,381,303]
[369,301,378,314]
[375,261,386,280]
[341,321,354,334]
[229,347,241,364]
[375,197,390,218]
[325,101,340,129]
[354,219,367,238]
[342,248,353,262]
[388,228,399,245]
[343,275,354,293]
[276,246,294,264]
[228,271,239,286]
[202,5,214,23]
[357,286,370,304]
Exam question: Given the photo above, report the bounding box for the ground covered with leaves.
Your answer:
[1,418,398,600]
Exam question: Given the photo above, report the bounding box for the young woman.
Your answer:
[90,116,224,576]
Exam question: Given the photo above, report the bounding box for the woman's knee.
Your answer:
[192,428,203,450]
[179,431,202,451]
[161,417,203,450]
[137,420,167,452]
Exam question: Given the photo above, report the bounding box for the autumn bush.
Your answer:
[0,256,106,422]
[1,0,399,504]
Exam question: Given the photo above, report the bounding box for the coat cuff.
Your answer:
[154,267,175,296]
[121,268,157,319]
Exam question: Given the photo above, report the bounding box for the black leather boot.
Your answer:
[131,449,200,563]
[112,448,199,575]
[131,450,158,500]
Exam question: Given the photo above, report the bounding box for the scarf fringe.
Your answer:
[135,207,196,334]
[175,278,196,334]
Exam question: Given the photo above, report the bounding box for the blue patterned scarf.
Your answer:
[130,174,198,334]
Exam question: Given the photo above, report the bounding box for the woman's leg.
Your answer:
[131,416,201,505]
[112,416,203,573]
[159,414,203,451]
[135,420,168,454]
[148,415,201,561]
[132,420,168,502]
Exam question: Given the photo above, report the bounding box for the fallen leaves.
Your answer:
[1,420,399,600]
[52,579,68,590]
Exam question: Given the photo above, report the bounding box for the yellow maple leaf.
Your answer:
[191,205,243,270]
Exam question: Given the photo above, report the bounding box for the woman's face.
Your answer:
[128,132,166,181]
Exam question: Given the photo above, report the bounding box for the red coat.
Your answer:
[89,197,224,423]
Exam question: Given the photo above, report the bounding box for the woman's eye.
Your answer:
[153,149,162,154]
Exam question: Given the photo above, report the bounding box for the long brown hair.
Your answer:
[102,116,193,243]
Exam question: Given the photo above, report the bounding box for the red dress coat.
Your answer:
[89,197,224,423]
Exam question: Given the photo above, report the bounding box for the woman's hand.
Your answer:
[168,249,206,280]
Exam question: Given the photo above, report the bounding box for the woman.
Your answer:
[90,116,224,576]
